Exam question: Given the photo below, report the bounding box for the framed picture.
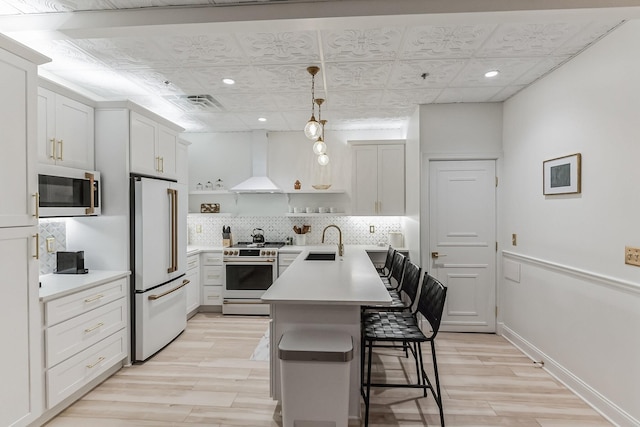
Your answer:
[543,153,581,195]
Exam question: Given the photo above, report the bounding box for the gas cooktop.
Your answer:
[232,241,285,249]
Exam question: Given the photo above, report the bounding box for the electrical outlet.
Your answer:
[196,224,202,233]
[369,225,375,233]
[46,237,56,253]
[512,233,517,246]
[625,246,640,267]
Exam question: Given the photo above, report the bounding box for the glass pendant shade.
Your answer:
[317,154,330,166]
[312,138,327,155]
[304,116,321,140]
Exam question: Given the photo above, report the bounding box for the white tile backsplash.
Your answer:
[187,214,404,246]
[38,219,67,275]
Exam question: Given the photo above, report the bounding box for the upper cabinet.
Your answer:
[37,87,95,170]
[130,111,179,179]
[0,43,43,228]
[351,142,405,216]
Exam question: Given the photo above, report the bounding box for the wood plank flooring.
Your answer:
[45,313,612,427]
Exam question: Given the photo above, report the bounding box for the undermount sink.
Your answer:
[304,252,336,261]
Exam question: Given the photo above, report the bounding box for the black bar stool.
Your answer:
[361,273,448,427]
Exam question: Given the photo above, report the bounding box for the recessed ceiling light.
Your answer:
[484,70,500,78]
[258,117,267,122]
[222,78,235,85]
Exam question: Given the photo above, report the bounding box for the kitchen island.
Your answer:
[261,245,391,421]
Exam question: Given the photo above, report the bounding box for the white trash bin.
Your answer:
[279,329,354,427]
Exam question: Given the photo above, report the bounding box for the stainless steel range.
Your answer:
[222,242,284,315]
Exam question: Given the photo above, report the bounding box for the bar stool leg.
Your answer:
[364,339,374,427]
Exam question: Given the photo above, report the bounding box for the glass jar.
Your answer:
[205,181,214,190]
[195,182,203,191]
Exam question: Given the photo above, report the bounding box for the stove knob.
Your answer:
[270,250,275,256]
[234,250,239,255]
[260,250,265,256]
[223,250,228,255]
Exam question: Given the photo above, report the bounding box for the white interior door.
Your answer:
[429,160,496,333]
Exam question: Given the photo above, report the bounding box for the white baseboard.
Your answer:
[499,323,637,427]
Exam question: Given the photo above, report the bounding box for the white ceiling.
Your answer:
[0,0,636,133]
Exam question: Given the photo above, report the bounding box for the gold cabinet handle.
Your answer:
[84,294,104,303]
[49,138,56,159]
[33,234,39,259]
[86,356,105,369]
[160,157,164,173]
[85,172,95,214]
[57,139,63,160]
[156,156,161,172]
[33,193,39,218]
[84,322,104,333]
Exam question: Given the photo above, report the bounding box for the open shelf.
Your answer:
[189,190,232,195]
[285,212,344,217]
[285,189,345,194]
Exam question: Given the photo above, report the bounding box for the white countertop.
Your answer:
[39,270,130,302]
[187,244,406,255]
[261,246,392,305]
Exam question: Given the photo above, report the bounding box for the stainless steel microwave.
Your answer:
[38,165,101,217]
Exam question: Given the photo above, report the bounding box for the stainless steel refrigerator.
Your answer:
[130,176,187,362]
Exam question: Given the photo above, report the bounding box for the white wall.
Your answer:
[403,107,421,264]
[501,20,640,426]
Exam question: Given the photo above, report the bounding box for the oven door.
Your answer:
[223,259,277,299]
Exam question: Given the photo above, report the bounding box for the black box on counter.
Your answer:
[55,251,88,274]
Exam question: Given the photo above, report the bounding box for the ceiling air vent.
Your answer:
[184,94,223,110]
[164,94,225,112]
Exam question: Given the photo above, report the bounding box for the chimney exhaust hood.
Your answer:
[230,130,282,193]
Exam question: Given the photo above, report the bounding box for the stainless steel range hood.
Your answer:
[231,130,282,193]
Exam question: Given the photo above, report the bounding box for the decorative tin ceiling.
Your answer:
[0,0,628,132]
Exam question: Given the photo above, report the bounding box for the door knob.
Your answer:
[431,251,447,259]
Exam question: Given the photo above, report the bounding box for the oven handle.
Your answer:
[223,259,276,263]
[148,279,189,301]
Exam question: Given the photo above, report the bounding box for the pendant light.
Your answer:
[313,119,327,155]
[304,66,322,140]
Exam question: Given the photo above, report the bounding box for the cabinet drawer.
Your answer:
[202,285,222,306]
[202,265,222,285]
[278,252,300,266]
[45,278,127,327]
[187,254,199,270]
[46,298,127,368]
[201,252,222,265]
[46,329,126,408]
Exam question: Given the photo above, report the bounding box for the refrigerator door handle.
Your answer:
[167,188,178,273]
[148,279,189,301]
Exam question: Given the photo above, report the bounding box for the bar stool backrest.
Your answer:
[417,274,447,339]
[399,260,421,310]
[382,246,395,276]
[389,251,406,288]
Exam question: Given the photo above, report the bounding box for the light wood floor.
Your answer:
[46,313,612,426]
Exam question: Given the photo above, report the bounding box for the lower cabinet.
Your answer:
[201,250,222,311]
[185,254,200,317]
[42,277,128,410]
[278,251,301,276]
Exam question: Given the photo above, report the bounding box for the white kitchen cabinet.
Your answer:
[130,111,179,179]
[351,143,405,215]
[0,46,41,229]
[42,276,127,409]
[278,251,301,276]
[0,227,42,427]
[186,253,200,317]
[37,87,95,170]
[0,36,48,427]
[200,250,222,311]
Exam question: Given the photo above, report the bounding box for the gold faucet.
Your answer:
[322,224,344,256]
